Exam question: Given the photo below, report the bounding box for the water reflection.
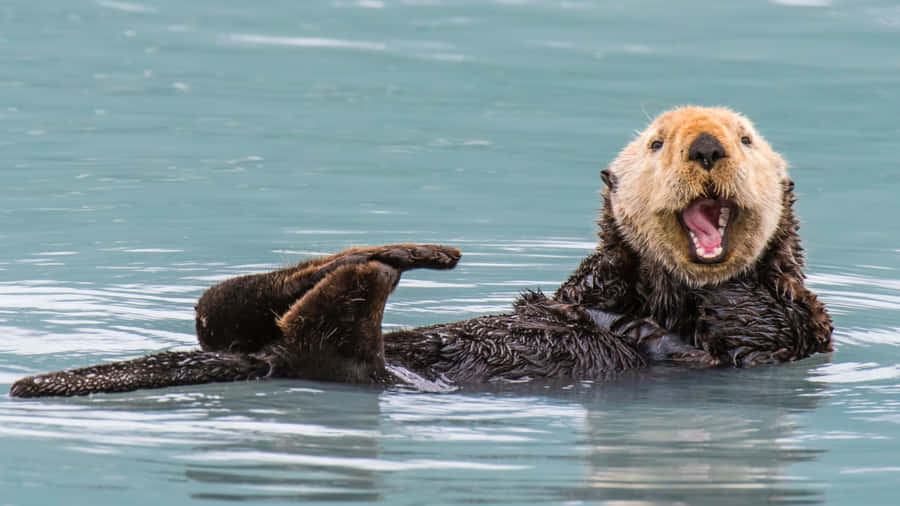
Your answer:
[5,363,831,505]
[179,384,384,503]
[0,382,385,503]
[572,361,830,505]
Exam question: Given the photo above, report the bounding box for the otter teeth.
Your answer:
[718,207,730,228]
[687,230,724,259]
[702,246,723,259]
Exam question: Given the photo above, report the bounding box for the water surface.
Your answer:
[2,0,900,504]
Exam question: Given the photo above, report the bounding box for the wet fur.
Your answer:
[611,106,787,287]
[10,108,833,398]
[556,184,832,367]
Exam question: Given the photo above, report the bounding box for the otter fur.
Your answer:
[9,106,833,398]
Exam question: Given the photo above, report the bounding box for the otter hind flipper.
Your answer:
[195,244,460,354]
[360,244,461,271]
[260,260,402,384]
[9,351,271,398]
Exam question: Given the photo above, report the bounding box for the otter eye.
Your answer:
[741,136,752,146]
[650,140,663,151]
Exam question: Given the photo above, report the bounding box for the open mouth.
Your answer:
[677,195,737,264]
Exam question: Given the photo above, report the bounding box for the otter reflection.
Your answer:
[572,359,830,505]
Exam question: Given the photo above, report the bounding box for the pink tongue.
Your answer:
[682,199,722,251]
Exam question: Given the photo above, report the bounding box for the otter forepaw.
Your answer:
[639,332,719,367]
[545,301,591,322]
[668,349,721,368]
[739,347,794,367]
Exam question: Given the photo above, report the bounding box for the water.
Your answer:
[1,0,899,504]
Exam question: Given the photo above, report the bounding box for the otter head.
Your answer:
[604,106,788,287]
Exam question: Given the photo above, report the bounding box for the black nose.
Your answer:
[688,132,725,171]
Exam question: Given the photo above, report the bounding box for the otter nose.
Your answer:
[688,132,725,171]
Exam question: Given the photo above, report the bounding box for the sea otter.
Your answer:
[9,106,833,397]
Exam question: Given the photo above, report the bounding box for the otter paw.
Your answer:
[544,301,591,322]
[284,244,460,295]
[318,244,461,273]
[741,348,793,367]
[668,349,721,368]
[365,244,461,271]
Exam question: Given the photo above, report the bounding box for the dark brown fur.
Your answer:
[9,180,833,397]
[556,180,833,366]
[194,245,462,353]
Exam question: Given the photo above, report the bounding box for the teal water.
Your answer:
[2,0,899,504]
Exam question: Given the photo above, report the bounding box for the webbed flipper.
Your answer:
[259,260,401,384]
[196,244,460,353]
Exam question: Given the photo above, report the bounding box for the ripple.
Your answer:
[867,7,900,28]
[95,0,157,13]
[837,326,900,347]
[809,272,900,325]
[387,295,514,314]
[464,262,546,267]
[840,466,900,475]
[271,249,333,256]
[227,34,387,52]
[0,283,194,321]
[0,372,24,384]
[398,279,476,288]
[483,238,597,250]
[411,17,476,28]
[333,0,386,8]
[287,229,368,235]
[771,0,830,6]
[115,248,184,254]
[0,396,375,447]
[0,326,191,356]
[382,392,586,423]
[780,430,890,443]
[0,280,199,357]
[810,362,900,383]
[179,450,529,471]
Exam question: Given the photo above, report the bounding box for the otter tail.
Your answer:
[9,351,271,398]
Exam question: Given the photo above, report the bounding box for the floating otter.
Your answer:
[9,106,833,398]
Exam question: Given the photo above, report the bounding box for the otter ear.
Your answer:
[782,178,795,192]
[601,169,618,191]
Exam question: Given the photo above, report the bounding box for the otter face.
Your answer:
[606,106,788,287]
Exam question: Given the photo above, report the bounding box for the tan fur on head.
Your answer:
[606,106,788,287]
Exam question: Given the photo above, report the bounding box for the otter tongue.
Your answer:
[683,199,722,254]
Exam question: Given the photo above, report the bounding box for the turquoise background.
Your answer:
[2,1,899,504]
